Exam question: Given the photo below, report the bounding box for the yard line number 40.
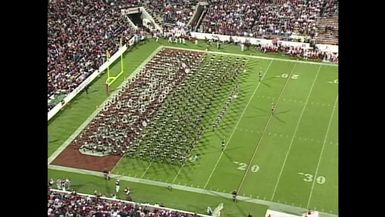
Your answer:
[298,172,326,184]
[234,161,260,173]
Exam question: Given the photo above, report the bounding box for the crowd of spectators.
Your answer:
[144,0,197,28]
[200,0,338,39]
[48,189,201,217]
[48,0,138,110]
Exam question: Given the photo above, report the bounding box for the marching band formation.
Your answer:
[74,48,247,165]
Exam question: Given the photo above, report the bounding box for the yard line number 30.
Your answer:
[298,172,326,184]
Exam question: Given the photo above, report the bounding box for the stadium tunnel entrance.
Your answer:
[128,12,143,27]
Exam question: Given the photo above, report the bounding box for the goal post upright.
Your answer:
[105,38,124,86]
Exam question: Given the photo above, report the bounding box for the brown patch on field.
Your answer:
[51,143,122,172]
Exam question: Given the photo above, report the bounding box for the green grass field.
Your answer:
[48,39,338,217]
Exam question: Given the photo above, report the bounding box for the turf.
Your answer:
[48,39,338,216]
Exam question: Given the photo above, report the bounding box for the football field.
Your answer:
[48,39,338,216]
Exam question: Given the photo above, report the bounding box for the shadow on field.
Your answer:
[272,114,286,123]
[263,76,279,81]
[274,109,290,115]
[260,81,271,87]
[222,151,234,161]
[49,139,60,143]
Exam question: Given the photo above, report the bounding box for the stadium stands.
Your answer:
[199,0,338,41]
[48,0,137,110]
[48,188,204,217]
[143,0,197,28]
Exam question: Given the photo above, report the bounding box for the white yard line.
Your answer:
[237,62,298,193]
[172,163,185,183]
[140,162,153,178]
[271,65,322,200]
[48,164,337,217]
[306,95,338,208]
[48,46,163,166]
[163,46,338,67]
[203,59,274,189]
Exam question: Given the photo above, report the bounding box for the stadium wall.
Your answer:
[48,45,128,121]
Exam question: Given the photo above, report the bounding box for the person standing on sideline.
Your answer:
[124,187,130,195]
[207,206,213,215]
[232,190,237,202]
[115,179,120,193]
[103,170,110,180]
[84,84,89,94]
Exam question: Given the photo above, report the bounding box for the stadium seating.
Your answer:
[199,0,338,40]
[48,188,203,217]
[143,0,197,28]
[48,0,137,110]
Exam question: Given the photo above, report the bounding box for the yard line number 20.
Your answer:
[234,161,259,173]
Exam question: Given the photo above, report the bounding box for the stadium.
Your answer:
[47,0,338,216]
